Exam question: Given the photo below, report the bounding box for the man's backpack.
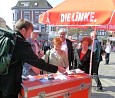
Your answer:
[0,27,17,75]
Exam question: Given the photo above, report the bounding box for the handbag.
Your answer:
[73,48,82,69]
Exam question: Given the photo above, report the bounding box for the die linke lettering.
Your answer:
[60,12,97,23]
[98,25,115,30]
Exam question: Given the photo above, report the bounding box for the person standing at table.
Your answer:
[43,37,69,74]
[0,19,66,98]
[74,36,103,92]
[74,36,94,74]
[58,28,74,70]
[23,31,44,76]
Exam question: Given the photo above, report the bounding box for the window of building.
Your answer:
[35,12,39,21]
[13,13,14,21]
[24,12,30,20]
[34,25,39,31]
[13,12,19,21]
[97,30,106,36]
[41,25,45,32]
[17,12,19,20]
[51,26,56,31]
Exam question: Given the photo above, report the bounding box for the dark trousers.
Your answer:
[93,73,102,87]
[105,53,110,64]
[43,46,50,54]
[93,61,102,87]
[0,91,18,98]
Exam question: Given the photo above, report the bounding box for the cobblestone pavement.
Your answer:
[91,52,115,98]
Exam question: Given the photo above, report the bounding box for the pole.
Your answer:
[89,27,96,75]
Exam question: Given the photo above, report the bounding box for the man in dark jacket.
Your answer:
[0,19,66,98]
[90,31,103,92]
[58,28,74,70]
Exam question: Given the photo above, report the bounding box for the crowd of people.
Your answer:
[0,17,113,98]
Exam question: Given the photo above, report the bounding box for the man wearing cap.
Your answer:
[58,28,74,70]
[23,31,44,76]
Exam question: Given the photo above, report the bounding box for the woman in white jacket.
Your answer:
[43,37,69,74]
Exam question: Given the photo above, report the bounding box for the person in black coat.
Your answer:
[90,31,103,91]
[75,36,103,92]
[66,39,74,70]
[58,28,74,70]
[74,36,95,74]
[0,19,66,98]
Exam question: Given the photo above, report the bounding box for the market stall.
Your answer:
[19,70,92,98]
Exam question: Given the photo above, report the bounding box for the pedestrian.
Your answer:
[90,31,103,91]
[0,19,66,98]
[58,28,74,70]
[77,43,81,49]
[105,39,111,64]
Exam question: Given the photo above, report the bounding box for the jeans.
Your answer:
[22,63,31,76]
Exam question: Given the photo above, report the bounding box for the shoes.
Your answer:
[94,87,103,92]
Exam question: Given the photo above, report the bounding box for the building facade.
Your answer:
[11,0,53,41]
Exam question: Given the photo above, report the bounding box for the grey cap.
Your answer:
[0,17,6,29]
[58,28,68,34]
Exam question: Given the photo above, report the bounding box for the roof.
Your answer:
[12,0,52,9]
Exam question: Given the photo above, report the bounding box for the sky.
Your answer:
[0,0,64,29]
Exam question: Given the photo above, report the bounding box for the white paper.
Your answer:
[27,75,36,81]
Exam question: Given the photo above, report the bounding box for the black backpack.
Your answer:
[0,27,17,75]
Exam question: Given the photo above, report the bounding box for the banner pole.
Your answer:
[89,27,96,75]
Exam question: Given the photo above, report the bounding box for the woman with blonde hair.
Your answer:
[43,37,69,72]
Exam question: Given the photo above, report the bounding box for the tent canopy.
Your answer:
[39,0,115,26]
